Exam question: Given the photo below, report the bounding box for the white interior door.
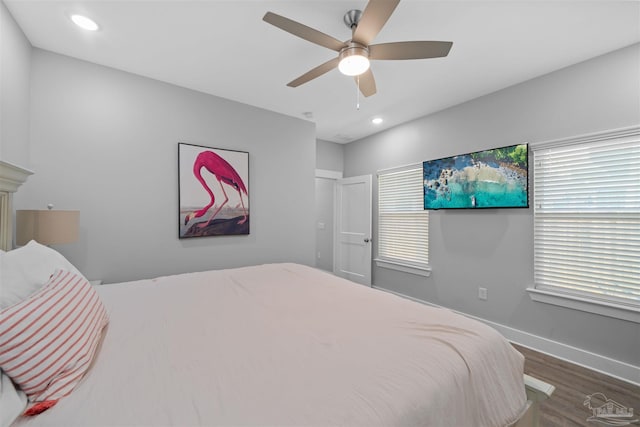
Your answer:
[334,175,372,286]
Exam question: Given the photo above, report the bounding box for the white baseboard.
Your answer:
[374,286,640,387]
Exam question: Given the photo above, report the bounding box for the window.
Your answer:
[529,127,640,322]
[376,165,430,276]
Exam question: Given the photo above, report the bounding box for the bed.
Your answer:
[1,242,552,427]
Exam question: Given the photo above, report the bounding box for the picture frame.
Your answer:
[178,143,249,238]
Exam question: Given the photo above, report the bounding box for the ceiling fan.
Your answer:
[262,0,453,97]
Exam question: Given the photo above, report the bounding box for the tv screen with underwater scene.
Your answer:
[423,143,529,210]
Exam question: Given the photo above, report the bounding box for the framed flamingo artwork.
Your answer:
[178,143,249,238]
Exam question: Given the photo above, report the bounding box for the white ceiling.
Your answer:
[5,1,640,143]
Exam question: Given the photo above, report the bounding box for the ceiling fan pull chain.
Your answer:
[356,75,361,110]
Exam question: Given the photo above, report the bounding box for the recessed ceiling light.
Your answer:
[371,117,383,125]
[71,14,99,31]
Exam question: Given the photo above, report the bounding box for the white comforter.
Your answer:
[13,263,526,427]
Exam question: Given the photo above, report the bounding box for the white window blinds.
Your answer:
[377,166,429,267]
[533,131,640,310]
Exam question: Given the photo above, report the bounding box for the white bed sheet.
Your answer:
[12,263,526,427]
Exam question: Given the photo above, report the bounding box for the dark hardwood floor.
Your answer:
[512,344,639,427]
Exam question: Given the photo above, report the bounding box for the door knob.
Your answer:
[364,238,371,243]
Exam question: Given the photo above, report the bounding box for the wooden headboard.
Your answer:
[0,160,33,250]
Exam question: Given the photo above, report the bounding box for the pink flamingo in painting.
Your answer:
[184,151,248,228]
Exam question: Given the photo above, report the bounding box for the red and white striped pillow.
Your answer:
[0,270,109,415]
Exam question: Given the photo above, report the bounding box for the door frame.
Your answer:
[315,169,342,272]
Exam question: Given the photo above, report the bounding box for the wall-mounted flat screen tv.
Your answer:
[423,143,529,210]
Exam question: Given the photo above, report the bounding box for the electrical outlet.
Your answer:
[478,287,488,301]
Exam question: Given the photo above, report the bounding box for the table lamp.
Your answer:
[16,205,79,246]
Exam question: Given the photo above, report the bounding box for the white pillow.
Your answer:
[0,240,86,309]
[0,370,27,427]
[0,270,109,416]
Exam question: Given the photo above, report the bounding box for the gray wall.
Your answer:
[344,43,640,368]
[0,1,31,165]
[316,139,344,172]
[15,49,316,284]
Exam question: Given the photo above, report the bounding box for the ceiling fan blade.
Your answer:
[369,41,453,60]
[352,0,400,46]
[287,57,340,87]
[263,12,345,52]
[355,69,377,97]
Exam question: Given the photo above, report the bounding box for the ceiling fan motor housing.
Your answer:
[340,42,369,60]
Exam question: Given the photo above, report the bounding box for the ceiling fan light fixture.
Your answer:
[338,43,370,76]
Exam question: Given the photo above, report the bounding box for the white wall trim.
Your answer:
[374,258,432,277]
[376,162,422,175]
[527,287,640,324]
[374,286,640,387]
[530,124,640,150]
[315,169,343,180]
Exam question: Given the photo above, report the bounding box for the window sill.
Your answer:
[374,259,432,277]
[527,287,640,324]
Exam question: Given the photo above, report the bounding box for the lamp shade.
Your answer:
[16,210,79,246]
